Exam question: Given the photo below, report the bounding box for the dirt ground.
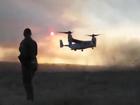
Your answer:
[0,62,140,105]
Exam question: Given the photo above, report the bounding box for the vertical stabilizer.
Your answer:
[60,40,63,48]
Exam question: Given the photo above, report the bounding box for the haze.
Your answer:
[0,0,140,66]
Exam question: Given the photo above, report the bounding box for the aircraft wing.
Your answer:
[72,38,84,43]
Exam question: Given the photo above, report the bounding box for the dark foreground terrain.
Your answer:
[0,62,140,105]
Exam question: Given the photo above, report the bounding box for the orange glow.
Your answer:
[0,26,140,66]
[0,47,18,62]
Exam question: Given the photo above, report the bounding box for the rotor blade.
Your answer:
[87,35,99,37]
[87,33,101,37]
[58,32,69,34]
[58,31,72,34]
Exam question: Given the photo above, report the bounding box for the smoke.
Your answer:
[97,38,140,66]
[0,0,140,67]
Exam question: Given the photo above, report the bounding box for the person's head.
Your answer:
[23,28,32,38]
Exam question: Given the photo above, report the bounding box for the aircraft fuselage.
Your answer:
[69,41,95,50]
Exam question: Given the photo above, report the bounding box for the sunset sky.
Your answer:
[0,0,140,66]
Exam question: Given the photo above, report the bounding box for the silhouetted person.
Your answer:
[18,28,38,101]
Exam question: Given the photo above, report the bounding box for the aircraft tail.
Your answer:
[60,40,63,48]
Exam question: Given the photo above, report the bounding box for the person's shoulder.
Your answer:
[30,39,37,46]
[20,39,26,44]
[31,39,37,44]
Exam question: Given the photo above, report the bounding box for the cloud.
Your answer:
[0,0,87,44]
